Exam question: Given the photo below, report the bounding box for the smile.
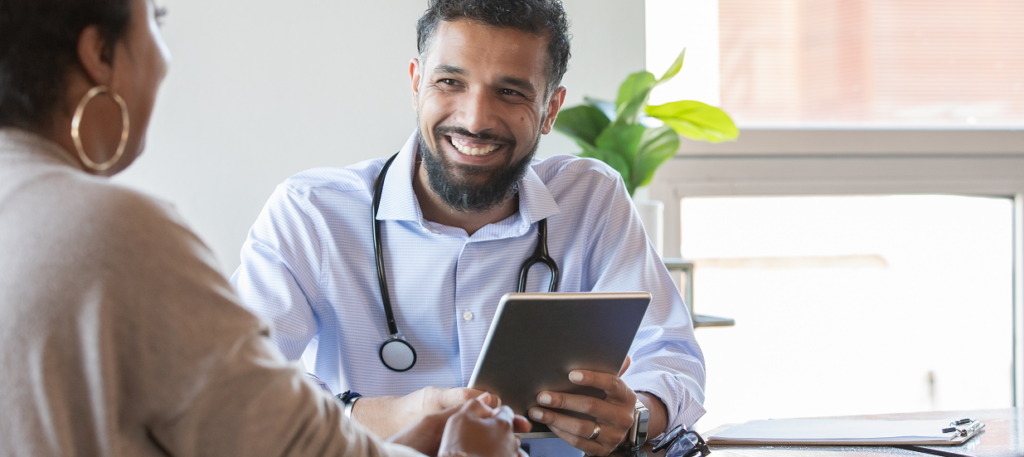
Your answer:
[449,136,503,156]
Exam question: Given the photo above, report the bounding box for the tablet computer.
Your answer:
[467,292,652,438]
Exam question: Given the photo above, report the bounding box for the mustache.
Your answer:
[434,125,515,146]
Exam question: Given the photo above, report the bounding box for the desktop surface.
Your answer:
[699,408,1023,457]
[538,409,1021,457]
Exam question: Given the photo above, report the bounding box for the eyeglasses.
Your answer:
[651,425,711,457]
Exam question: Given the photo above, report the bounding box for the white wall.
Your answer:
[116,0,646,274]
[646,0,720,106]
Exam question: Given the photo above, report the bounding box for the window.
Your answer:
[683,195,1013,427]
[645,0,1024,429]
[718,0,1024,126]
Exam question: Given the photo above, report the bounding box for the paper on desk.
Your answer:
[709,419,957,443]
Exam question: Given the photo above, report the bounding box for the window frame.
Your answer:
[647,127,1024,406]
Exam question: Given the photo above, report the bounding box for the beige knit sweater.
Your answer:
[0,128,420,457]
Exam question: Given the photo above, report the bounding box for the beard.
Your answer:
[419,125,540,213]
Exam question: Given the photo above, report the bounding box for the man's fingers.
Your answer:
[528,407,628,443]
[534,392,633,429]
[534,412,619,456]
[566,370,635,404]
[546,426,608,456]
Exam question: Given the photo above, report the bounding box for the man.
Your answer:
[232,1,706,455]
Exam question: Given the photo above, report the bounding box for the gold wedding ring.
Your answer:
[588,423,601,441]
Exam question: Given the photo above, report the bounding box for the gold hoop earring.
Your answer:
[71,86,130,172]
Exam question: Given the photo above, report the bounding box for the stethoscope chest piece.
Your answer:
[380,336,417,372]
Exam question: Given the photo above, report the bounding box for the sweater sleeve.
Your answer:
[95,187,419,457]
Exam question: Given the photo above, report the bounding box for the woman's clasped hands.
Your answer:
[388,392,531,457]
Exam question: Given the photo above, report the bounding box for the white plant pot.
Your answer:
[632,188,664,257]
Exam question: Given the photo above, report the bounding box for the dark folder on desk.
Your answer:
[706,418,985,446]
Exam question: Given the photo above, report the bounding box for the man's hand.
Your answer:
[387,403,462,456]
[527,357,637,456]
[353,386,500,438]
[438,395,531,457]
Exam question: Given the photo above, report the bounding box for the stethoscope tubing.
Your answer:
[371,151,558,371]
[518,219,559,293]
[372,153,402,337]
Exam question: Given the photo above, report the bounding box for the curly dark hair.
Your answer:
[416,0,571,96]
[0,0,133,131]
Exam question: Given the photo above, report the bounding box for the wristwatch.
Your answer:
[336,390,363,420]
[628,400,650,448]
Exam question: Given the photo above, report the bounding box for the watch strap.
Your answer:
[629,400,650,448]
[336,390,363,421]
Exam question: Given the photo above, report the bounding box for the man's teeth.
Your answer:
[450,138,500,156]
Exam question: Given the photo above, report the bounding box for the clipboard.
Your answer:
[705,418,985,447]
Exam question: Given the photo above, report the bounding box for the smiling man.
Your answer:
[231,1,706,455]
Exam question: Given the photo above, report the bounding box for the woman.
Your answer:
[0,0,527,455]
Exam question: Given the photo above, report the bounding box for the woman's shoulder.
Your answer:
[65,171,187,237]
[34,170,211,269]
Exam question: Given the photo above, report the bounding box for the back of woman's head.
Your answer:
[0,0,132,131]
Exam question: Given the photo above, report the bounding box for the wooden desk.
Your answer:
[703,409,1024,457]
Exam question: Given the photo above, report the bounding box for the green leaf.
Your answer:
[631,126,680,190]
[579,147,631,189]
[553,105,611,148]
[595,124,646,163]
[584,97,618,121]
[657,48,686,84]
[614,71,656,126]
[646,100,739,143]
[616,71,656,110]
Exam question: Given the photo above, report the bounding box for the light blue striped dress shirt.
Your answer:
[231,131,707,432]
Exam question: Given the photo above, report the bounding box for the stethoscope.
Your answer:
[372,152,559,372]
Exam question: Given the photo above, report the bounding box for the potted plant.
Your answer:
[553,48,738,253]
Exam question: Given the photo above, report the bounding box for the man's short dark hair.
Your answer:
[0,0,132,131]
[416,0,571,97]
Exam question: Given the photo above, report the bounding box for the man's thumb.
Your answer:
[619,356,632,377]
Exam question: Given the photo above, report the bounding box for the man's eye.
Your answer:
[439,79,459,86]
[501,89,524,97]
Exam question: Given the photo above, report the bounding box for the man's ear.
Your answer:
[540,86,567,135]
[409,58,422,110]
[76,25,114,87]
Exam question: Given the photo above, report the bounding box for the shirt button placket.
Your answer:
[454,239,483,383]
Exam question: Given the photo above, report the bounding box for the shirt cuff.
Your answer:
[305,372,333,395]
[624,370,706,442]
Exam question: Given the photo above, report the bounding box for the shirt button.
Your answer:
[463,311,474,321]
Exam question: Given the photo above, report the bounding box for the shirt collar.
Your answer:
[375,130,560,237]
[375,132,422,223]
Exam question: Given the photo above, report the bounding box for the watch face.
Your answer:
[634,402,650,446]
